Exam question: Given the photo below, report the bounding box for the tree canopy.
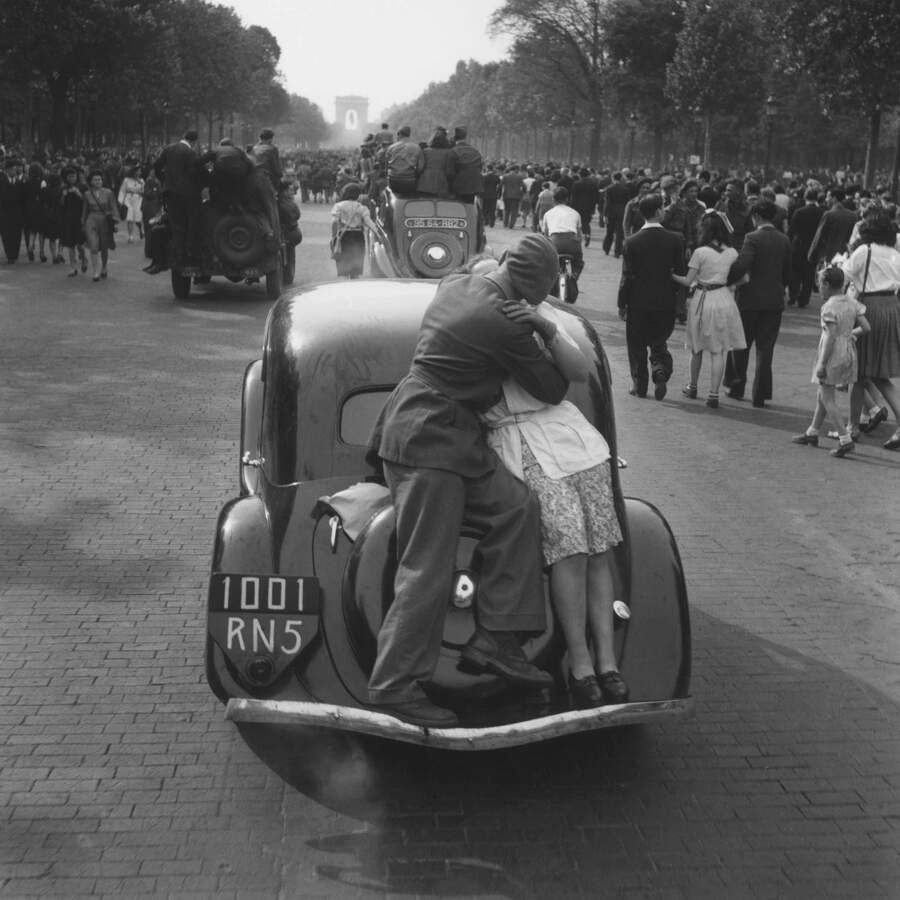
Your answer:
[0,0,326,153]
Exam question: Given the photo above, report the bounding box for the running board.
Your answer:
[225,697,693,750]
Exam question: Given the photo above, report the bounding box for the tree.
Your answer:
[604,0,684,170]
[785,0,900,186]
[666,0,770,170]
[490,0,606,163]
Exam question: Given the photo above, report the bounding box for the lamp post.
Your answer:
[691,106,703,164]
[568,119,577,164]
[546,118,555,162]
[764,94,778,184]
[627,112,638,168]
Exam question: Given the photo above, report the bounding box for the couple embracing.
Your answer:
[366,234,627,727]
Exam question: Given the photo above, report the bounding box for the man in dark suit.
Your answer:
[723,199,792,407]
[617,194,686,399]
[154,129,201,264]
[602,171,631,257]
[481,163,500,226]
[447,126,483,203]
[570,168,599,246]
[787,187,824,307]
[807,187,857,269]
[366,234,565,727]
[0,159,24,263]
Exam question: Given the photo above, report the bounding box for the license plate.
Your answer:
[404,216,467,229]
[208,574,320,658]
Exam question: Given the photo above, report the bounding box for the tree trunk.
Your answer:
[864,105,882,189]
[891,116,900,200]
[47,73,69,153]
[653,127,664,173]
[703,116,711,172]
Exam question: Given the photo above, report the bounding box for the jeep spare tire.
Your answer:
[212,214,265,267]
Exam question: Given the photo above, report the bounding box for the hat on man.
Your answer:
[504,234,559,303]
[453,126,467,142]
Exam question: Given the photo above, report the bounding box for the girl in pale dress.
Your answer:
[671,212,746,407]
[117,168,144,244]
[470,255,628,710]
[792,265,869,458]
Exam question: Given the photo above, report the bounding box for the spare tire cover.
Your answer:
[407,230,466,278]
[212,213,264,267]
[341,506,554,698]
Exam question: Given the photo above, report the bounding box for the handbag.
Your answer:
[330,227,346,260]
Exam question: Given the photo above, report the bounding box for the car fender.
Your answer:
[618,497,691,702]
[239,360,263,496]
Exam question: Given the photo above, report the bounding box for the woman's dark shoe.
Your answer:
[682,384,697,399]
[706,395,719,409]
[830,441,855,458]
[598,670,629,704]
[883,433,900,451]
[568,673,604,709]
[67,270,78,277]
[100,270,108,278]
[791,433,819,447]
[40,253,47,262]
[92,276,100,282]
[860,407,889,433]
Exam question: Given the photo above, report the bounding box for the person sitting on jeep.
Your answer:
[386,126,424,197]
[447,126,483,204]
[251,128,283,194]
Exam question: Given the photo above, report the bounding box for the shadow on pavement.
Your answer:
[235,608,900,898]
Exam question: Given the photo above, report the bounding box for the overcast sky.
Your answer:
[220,0,512,123]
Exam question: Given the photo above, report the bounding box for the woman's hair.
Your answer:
[340,183,362,201]
[88,169,104,182]
[858,206,897,246]
[820,264,845,289]
[699,211,731,247]
[429,130,451,149]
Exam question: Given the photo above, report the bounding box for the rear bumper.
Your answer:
[225,696,694,750]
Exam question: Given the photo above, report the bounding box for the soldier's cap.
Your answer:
[504,234,559,302]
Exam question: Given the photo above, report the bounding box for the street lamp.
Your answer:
[764,94,779,184]
[691,106,703,162]
[546,118,555,161]
[627,112,638,168]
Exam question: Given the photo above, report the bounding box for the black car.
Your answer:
[206,279,692,749]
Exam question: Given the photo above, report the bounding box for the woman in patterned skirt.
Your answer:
[473,255,629,709]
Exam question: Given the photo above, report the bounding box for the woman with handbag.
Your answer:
[842,206,900,450]
[82,170,119,282]
[330,183,377,279]
[59,166,86,277]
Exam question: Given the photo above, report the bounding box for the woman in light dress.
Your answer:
[117,168,144,244]
[671,212,747,407]
[330,183,378,278]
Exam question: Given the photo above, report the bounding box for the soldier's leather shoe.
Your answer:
[459,628,553,687]
[373,698,459,728]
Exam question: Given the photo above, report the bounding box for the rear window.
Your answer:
[340,390,393,445]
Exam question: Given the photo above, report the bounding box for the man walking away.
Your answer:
[617,194,686,399]
[724,199,792,407]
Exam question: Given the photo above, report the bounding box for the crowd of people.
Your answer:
[2,129,899,456]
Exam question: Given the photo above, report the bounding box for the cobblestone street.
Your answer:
[1,206,898,899]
